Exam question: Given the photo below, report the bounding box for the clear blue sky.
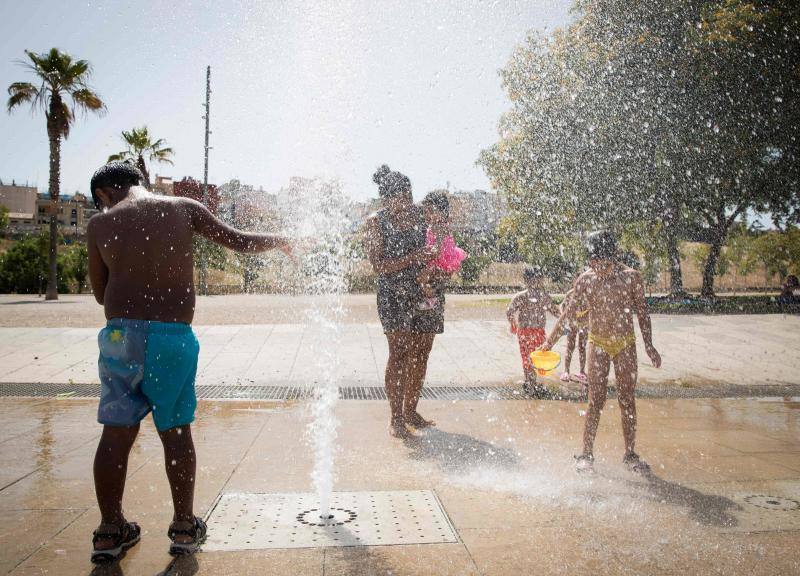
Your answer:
[0,0,572,201]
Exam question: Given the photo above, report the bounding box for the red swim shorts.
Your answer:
[516,327,546,371]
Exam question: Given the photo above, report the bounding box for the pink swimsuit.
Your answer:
[426,230,467,273]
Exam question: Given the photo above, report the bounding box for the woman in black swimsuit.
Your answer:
[364,165,447,438]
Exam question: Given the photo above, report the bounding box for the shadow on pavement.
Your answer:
[90,562,123,576]
[156,555,199,576]
[321,524,399,575]
[403,427,519,474]
[632,471,741,527]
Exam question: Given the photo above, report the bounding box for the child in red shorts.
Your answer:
[506,266,560,396]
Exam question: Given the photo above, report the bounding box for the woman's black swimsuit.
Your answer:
[375,207,444,334]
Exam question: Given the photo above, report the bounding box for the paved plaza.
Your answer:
[0,295,799,575]
[2,397,799,575]
[1,295,799,390]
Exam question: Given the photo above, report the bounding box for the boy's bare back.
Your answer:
[88,186,289,324]
[88,194,200,323]
[508,289,555,328]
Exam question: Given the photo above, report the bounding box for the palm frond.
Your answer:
[65,59,91,84]
[9,48,105,122]
[55,101,74,139]
[70,88,105,114]
[150,147,175,164]
[6,82,38,112]
[115,125,175,170]
[107,152,134,162]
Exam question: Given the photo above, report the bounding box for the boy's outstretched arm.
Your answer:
[541,284,583,350]
[632,272,661,368]
[187,199,291,254]
[547,294,560,317]
[86,220,108,305]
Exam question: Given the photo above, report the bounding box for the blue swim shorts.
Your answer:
[97,319,200,431]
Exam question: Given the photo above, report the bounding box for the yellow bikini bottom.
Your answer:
[588,331,636,359]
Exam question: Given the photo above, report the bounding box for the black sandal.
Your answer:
[623,452,651,475]
[574,453,595,474]
[168,516,207,556]
[91,521,141,564]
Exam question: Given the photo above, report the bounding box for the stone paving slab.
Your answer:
[1,314,800,389]
[0,396,798,575]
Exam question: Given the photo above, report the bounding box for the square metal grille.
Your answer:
[203,490,458,550]
[685,480,800,533]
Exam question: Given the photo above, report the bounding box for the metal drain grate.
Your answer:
[0,382,526,401]
[203,490,458,550]
[2,382,800,401]
[744,495,800,511]
[686,481,800,533]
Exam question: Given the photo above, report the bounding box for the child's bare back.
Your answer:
[89,188,290,324]
[88,194,198,323]
[508,288,555,328]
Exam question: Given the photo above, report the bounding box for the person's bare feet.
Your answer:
[406,412,436,429]
[389,419,413,439]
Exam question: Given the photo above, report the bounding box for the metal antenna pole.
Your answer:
[200,65,211,295]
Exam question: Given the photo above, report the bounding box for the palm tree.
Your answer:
[108,126,174,189]
[7,48,105,300]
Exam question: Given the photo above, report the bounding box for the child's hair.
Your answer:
[523,265,544,282]
[89,161,143,208]
[422,190,449,218]
[586,229,619,261]
[786,274,799,289]
[373,164,411,198]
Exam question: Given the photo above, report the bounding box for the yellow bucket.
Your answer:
[530,350,561,376]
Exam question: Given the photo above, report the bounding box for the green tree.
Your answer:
[691,243,730,279]
[0,232,70,293]
[193,237,227,272]
[620,222,668,293]
[454,231,495,285]
[69,243,89,293]
[0,205,8,233]
[725,224,758,293]
[751,227,800,283]
[107,126,174,189]
[480,0,800,298]
[689,1,800,296]
[7,48,106,300]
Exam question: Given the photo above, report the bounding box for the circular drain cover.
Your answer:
[296,507,357,527]
[744,495,800,511]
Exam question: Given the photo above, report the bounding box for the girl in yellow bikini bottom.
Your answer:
[588,331,636,359]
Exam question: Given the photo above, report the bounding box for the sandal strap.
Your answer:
[93,522,134,546]
[168,517,200,540]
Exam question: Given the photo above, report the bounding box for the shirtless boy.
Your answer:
[542,230,661,474]
[86,162,291,563]
[507,266,560,397]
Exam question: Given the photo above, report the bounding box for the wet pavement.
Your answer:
[1,395,798,575]
[1,313,799,390]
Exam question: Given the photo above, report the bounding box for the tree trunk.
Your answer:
[665,226,685,298]
[45,99,62,301]
[136,155,151,189]
[701,227,726,298]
